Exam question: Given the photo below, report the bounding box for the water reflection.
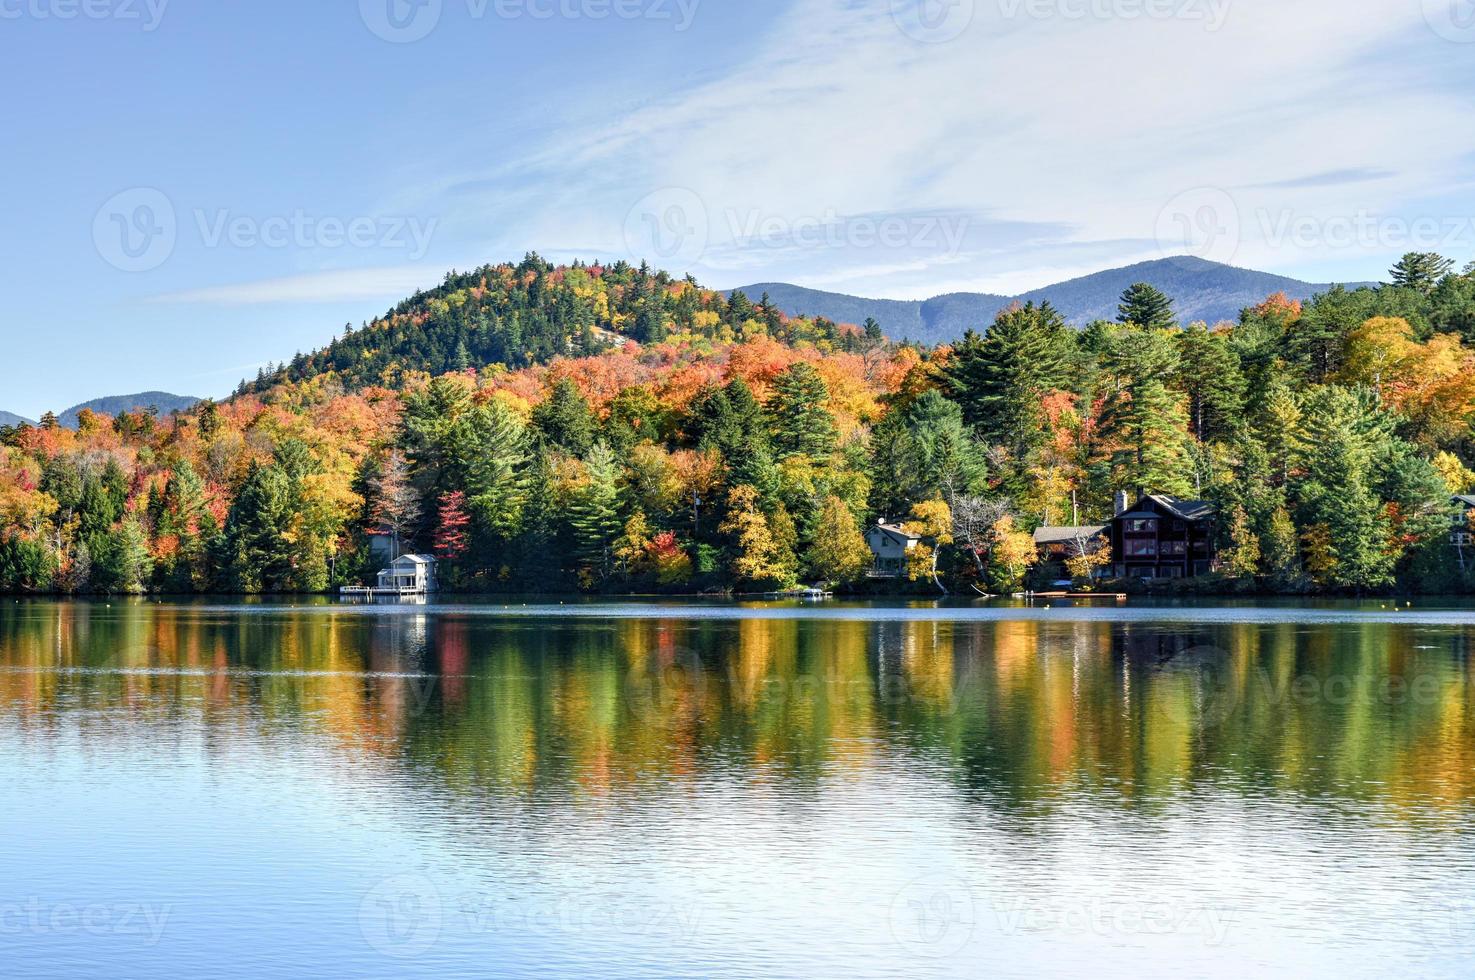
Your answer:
[2,600,1471,821]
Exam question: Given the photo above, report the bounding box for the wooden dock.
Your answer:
[1012,591,1128,601]
[339,585,429,600]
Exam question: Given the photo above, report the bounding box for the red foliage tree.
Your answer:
[435,490,472,563]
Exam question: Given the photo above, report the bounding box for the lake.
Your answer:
[2,597,1473,978]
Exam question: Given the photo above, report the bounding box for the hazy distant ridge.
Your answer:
[0,393,202,430]
[733,257,1375,344]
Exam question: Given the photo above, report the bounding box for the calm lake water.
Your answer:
[2,597,1474,979]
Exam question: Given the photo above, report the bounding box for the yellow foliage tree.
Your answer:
[985,514,1037,593]
[808,496,872,585]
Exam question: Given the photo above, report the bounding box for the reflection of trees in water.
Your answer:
[1,602,1472,822]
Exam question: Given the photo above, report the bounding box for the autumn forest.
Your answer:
[6,251,1475,597]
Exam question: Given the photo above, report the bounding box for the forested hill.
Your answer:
[242,254,857,396]
[241,254,1370,395]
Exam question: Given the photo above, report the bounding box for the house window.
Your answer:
[1161,541,1187,557]
[1125,519,1157,533]
[1125,539,1157,557]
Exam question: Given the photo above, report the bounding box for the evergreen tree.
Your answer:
[1117,283,1176,329]
[567,443,623,579]
[902,390,988,500]
[532,377,596,457]
[1388,252,1454,295]
[453,400,530,545]
[768,362,837,459]
[944,302,1071,461]
[1176,323,1246,442]
[226,462,295,593]
[868,410,920,519]
[1294,390,1395,591]
[1098,328,1193,496]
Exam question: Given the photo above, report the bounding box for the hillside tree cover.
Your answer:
[6,254,1475,596]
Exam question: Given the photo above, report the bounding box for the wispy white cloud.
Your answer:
[149,266,441,305]
[414,0,1475,296]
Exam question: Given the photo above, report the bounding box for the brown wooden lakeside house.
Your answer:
[1109,493,1217,580]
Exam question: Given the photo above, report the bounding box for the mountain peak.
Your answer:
[733,258,1375,344]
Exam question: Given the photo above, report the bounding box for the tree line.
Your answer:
[5,252,1475,596]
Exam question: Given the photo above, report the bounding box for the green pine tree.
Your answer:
[945,302,1071,462]
[1117,282,1176,329]
[567,443,623,580]
[768,362,837,459]
[1388,252,1454,295]
[1098,328,1193,496]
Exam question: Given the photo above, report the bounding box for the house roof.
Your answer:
[871,521,922,544]
[1033,525,1108,545]
[1455,495,1475,508]
[1119,495,1216,522]
[391,554,436,565]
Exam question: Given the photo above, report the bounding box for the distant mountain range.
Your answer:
[0,393,201,430]
[732,257,1378,345]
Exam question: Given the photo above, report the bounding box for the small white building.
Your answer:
[866,521,922,578]
[376,554,439,594]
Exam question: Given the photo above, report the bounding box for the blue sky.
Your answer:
[3,0,1475,418]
